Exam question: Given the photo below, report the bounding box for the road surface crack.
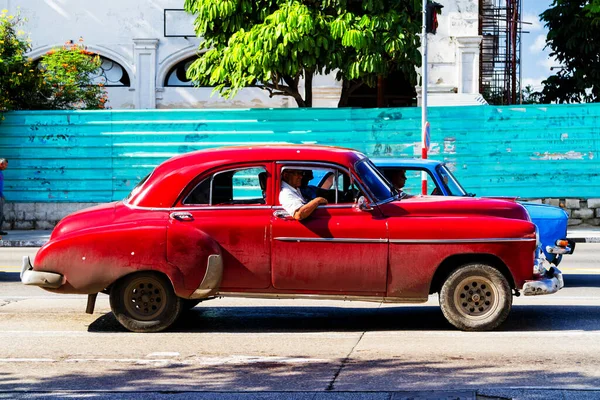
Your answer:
[325,301,384,391]
[325,330,365,391]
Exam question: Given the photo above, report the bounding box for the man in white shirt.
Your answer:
[279,169,328,220]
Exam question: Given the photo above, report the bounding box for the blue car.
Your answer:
[373,158,575,266]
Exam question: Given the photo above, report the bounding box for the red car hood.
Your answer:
[380,196,530,221]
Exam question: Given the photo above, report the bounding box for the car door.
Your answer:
[271,163,388,294]
[167,163,273,290]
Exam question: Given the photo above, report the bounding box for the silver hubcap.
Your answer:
[453,276,499,320]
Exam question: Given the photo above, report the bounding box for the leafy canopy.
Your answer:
[184,0,421,107]
[41,40,109,110]
[540,0,600,103]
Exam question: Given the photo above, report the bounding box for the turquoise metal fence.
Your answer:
[1,104,599,202]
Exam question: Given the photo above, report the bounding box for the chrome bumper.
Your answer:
[20,256,63,289]
[523,267,564,296]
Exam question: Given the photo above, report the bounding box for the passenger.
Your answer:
[383,169,413,199]
[299,170,317,200]
[279,169,327,220]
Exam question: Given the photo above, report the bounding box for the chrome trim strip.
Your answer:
[275,237,387,243]
[190,254,224,299]
[216,292,428,303]
[390,238,536,244]
[124,202,271,211]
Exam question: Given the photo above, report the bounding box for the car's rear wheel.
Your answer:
[439,264,512,331]
[110,271,182,333]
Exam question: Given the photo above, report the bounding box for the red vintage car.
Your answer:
[21,145,563,332]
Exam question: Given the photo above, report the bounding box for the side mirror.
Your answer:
[355,196,373,211]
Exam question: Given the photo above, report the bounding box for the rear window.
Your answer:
[126,173,151,201]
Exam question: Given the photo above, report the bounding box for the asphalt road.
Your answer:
[1,245,600,399]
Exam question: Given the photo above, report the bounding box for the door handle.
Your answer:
[273,210,293,219]
[170,212,194,221]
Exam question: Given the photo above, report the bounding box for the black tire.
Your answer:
[439,264,512,331]
[109,271,183,333]
[181,298,202,310]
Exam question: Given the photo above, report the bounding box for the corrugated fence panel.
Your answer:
[1,104,599,202]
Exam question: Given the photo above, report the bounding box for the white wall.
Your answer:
[419,0,485,106]
[1,0,483,108]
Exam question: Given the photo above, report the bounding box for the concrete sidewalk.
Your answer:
[0,228,599,247]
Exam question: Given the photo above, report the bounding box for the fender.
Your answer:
[34,223,185,295]
[166,220,223,299]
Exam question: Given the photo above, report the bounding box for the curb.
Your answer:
[0,240,47,247]
[570,237,600,243]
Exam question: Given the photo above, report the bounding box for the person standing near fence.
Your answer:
[0,159,8,235]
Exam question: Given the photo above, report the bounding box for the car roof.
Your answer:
[371,158,444,168]
[127,145,366,208]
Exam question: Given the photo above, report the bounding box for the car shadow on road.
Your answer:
[0,272,20,282]
[563,273,600,288]
[88,304,600,333]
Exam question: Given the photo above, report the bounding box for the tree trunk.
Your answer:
[304,68,314,107]
[338,79,364,108]
[283,75,307,107]
[338,80,350,108]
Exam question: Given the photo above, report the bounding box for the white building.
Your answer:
[2,0,486,109]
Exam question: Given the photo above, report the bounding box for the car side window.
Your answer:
[402,169,442,196]
[287,167,363,205]
[184,166,267,206]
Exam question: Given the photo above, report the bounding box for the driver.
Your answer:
[280,169,327,220]
[383,169,413,199]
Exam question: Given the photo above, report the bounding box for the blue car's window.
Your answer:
[355,159,394,202]
[437,165,467,196]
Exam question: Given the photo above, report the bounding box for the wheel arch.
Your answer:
[429,253,515,295]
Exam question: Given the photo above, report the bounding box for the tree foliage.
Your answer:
[0,11,48,111]
[540,0,600,103]
[0,10,108,114]
[41,41,109,110]
[184,0,422,107]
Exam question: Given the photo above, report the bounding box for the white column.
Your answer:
[456,36,482,94]
[133,38,159,109]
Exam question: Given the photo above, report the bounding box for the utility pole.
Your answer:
[421,0,429,195]
[422,1,442,195]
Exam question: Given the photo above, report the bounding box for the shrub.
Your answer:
[0,10,108,113]
[40,39,109,110]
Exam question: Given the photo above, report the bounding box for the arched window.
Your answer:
[164,56,197,87]
[90,56,131,87]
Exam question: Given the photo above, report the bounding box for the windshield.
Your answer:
[436,165,467,196]
[355,159,395,202]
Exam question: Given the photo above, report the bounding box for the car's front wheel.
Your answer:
[110,271,182,333]
[439,264,512,331]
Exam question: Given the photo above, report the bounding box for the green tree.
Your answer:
[184,0,421,107]
[521,84,542,104]
[0,10,49,112]
[539,0,600,103]
[0,9,108,113]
